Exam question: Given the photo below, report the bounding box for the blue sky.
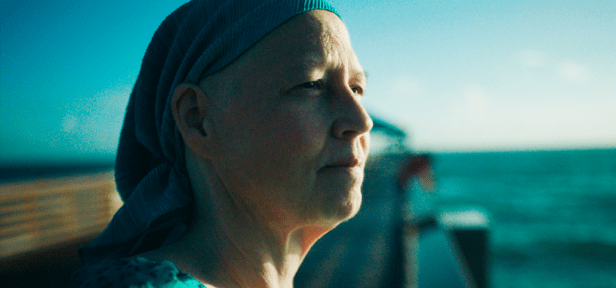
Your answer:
[1,0,614,164]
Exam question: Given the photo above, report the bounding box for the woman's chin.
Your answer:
[334,191,362,222]
[314,186,363,224]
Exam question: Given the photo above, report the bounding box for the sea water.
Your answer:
[429,149,616,288]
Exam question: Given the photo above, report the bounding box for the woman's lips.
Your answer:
[319,166,360,174]
[319,157,362,173]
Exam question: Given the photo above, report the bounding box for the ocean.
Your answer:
[428,149,616,288]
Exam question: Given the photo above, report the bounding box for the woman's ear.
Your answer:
[171,83,214,160]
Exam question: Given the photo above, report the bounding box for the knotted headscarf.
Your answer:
[79,0,339,265]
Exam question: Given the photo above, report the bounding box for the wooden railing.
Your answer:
[0,171,121,260]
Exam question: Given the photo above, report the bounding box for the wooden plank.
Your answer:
[38,226,77,242]
[78,224,108,236]
[0,199,26,211]
[0,172,115,197]
[35,197,65,209]
[0,213,35,226]
[0,225,31,240]
[0,234,33,258]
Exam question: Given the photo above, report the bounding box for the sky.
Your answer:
[1,0,615,164]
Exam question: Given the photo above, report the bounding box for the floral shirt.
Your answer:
[72,256,207,288]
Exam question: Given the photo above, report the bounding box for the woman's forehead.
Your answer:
[262,10,348,55]
[240,10,360,75]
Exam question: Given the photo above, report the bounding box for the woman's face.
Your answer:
[203,10,372,228]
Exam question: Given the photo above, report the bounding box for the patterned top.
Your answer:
[72,256,207,288]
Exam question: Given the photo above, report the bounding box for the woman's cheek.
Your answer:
[288,109,328,153]
[268,102,327,148]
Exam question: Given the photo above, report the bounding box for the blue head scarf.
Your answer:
[79,0,339,265]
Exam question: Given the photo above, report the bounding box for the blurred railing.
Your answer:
[0,171,121,260]
[403,210,490,288]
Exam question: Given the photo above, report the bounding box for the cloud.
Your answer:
[558,62,591,84]
[516,49,550,68]
[61,84,131,153]
[61,114,78,134]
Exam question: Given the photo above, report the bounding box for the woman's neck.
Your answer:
[175,209,301,288]
[142,158,333,288]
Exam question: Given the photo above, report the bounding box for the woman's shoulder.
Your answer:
[72,256,207,288]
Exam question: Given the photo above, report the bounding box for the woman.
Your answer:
[72,0,372,287]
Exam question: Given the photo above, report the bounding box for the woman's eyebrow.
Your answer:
[353,70,368,84]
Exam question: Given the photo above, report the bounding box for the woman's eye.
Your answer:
[351,87,363,95]
[298,81,322,89]
[286,81,325,97]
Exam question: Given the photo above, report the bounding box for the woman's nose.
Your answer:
[331,88,373,140]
